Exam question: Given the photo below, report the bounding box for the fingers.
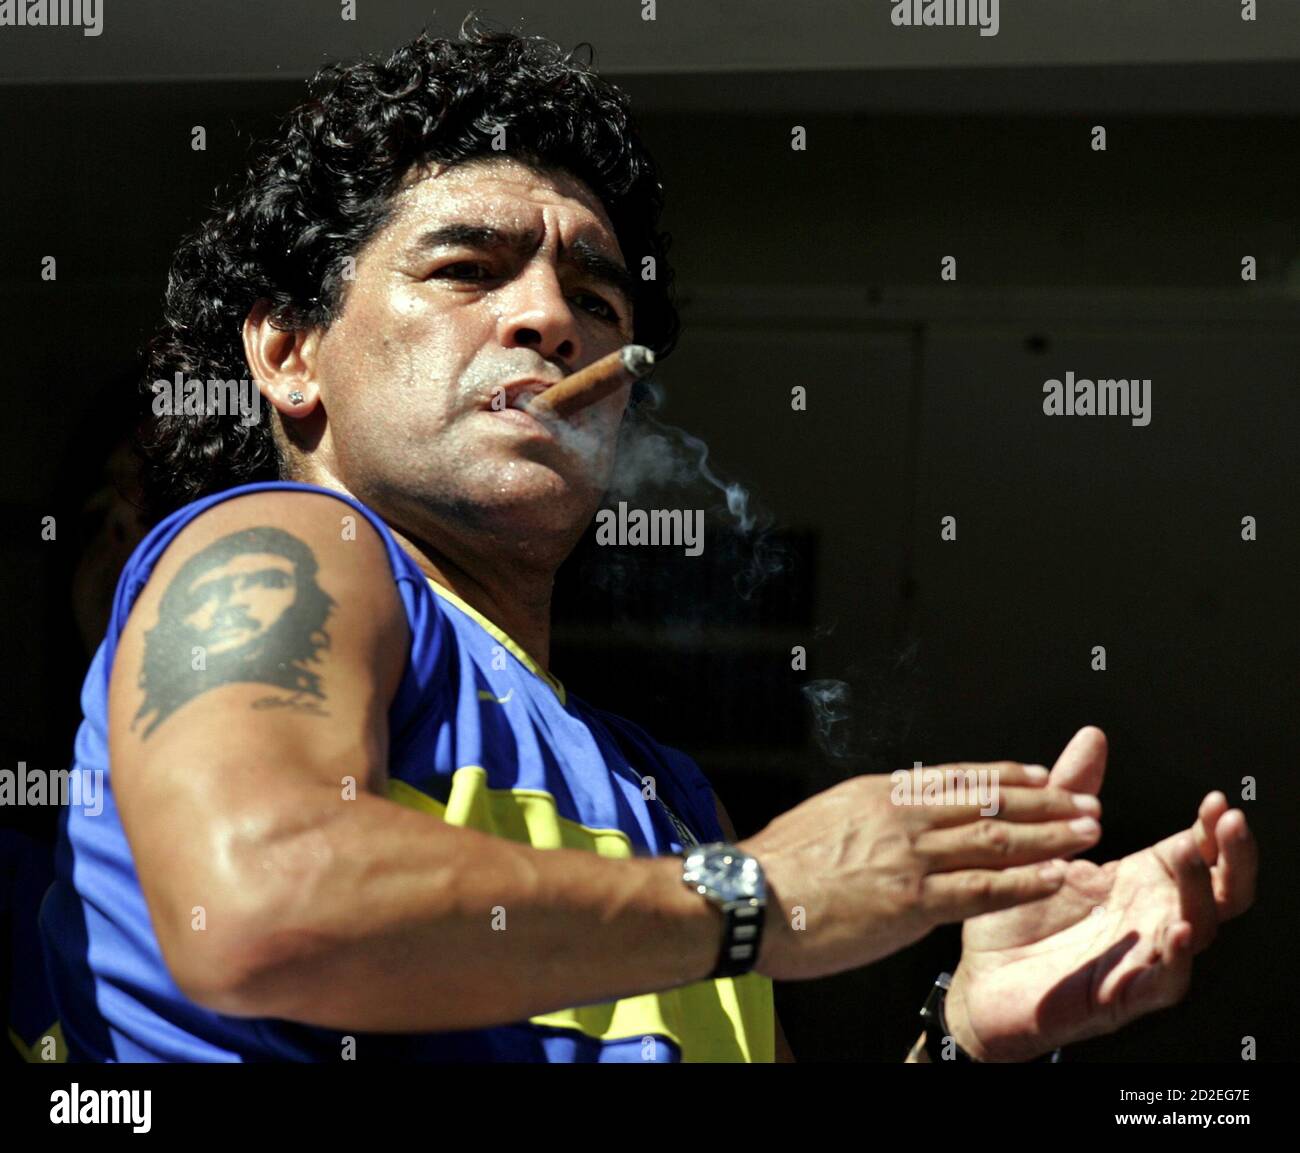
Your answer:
[916,813,1101,870]
[917,782,1101,829]
[1174,797,1258,924]
[1153,827,1220,954]
[1193,791,1229,867]
[1160,825,1207,875]
[1210,807,1258,922]
[1121,921,1195,1016]
[898,761,1051,795]
[920,859,1068,924]
[968,762,1051,788]
[1048,726,1108,796]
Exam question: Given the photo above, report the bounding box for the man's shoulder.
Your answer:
[143,483,401,594]
[161,483,389,549]
[106,481,413,750]
[115,482,411,665]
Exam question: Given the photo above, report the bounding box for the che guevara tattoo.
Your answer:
[133,526,336,738]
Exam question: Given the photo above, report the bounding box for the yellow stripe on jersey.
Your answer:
[387,771,775,1062]
[8,1020,66,1063]
[426,580,567,704]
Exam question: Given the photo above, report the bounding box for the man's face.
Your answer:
[310,156,637,552]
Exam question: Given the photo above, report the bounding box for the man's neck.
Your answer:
[387,522,556,672]
[290,472,563,670]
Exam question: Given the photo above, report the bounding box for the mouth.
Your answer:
[484,404,556,439]
[495,377,560,411]
[478,376,566,440]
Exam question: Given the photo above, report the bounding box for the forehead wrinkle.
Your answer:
[403,216,633,308]
[407,216,623,263]
[386,157,623,260]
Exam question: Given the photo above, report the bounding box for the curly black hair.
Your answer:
[137,12,680,522]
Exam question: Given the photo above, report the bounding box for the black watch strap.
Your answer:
[709,898,764,979]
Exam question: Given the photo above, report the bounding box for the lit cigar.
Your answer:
[523,344,655,419]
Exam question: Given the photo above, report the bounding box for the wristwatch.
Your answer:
[918,972,1062,1063]
[680,843,767,979]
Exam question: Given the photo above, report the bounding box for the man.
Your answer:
[39,19,1256,1062]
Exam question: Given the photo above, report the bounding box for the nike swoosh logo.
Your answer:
[477,688,514,705]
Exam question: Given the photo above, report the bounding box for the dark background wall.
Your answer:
[1,2,1295,1061]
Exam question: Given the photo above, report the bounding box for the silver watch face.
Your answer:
[684,845,765,902]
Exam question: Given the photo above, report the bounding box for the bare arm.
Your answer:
[110,491,723,1032]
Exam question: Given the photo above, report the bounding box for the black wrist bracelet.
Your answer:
[919,972,1062,1063]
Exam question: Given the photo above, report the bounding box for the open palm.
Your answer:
[945,728,1257,1062]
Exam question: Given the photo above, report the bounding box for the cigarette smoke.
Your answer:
[608,380,788,599]
[801,679,857,761]
[577,375,923,773]
[800,640,924,776]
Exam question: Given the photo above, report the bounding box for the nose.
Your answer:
[496,260,583,368]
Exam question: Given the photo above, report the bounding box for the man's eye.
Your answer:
[433,262,493,281]
[573,292,620,323]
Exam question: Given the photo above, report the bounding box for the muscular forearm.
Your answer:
[189,790,723,1031]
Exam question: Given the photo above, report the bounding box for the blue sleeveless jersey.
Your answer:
[38,480,774,1062]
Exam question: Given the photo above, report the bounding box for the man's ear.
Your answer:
[243,300,323,418]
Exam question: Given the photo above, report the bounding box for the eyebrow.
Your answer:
[409,223,636,308]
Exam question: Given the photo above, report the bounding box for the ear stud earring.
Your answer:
[288,390,305,405]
